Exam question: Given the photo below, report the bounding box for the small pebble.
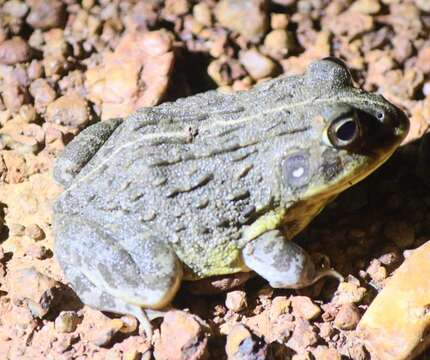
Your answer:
[312,345,342,360]
[154,311,210,360]
[193,3,212,27]
[1,83,29,112]
[0,37,32,65]
[286,318,318,352]
[263,29,295,59]
[29,79,57,113]
[270,13,289,29]
[165,0,190,16]
[225,324,267,360]
[423,82,430,97]
[332,282,367,305]
[88,318,123,347]
[318,322,334,339]
[55,311,80,333]
[416,47,430,75]
[25,244,50,260]
[42,55,64,77]
[225,290,247,312]
[392,36,413,64]
[239,48,276,79]
[123,350,142,360]
[208,59,233,86]
[345,342,368,360]
[9,223,26,236]
[3,0,29,19]
[269,296,290,319]
[291,296,321,320]
[350,0,381,14]
[26,0,66,30]
[366,260,387,282]
[334,304,361,330]
[214,0,269,41]
[378,246,402,267]
[25,223,45,241]
[415,0,430,12]
[16,105,37,124]
[104,350,122,360]
[46,94,90,128]
[8,267,62,318]
[119,315,138,334]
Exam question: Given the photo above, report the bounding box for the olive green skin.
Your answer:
[53,59,408,335]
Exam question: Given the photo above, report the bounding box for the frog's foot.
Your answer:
[242,230,342,289]
[61,265,155,339]
[55,215,183,341]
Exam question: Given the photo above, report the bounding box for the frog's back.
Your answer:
[54,72,330,278]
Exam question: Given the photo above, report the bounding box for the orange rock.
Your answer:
[225,290,247,312]
[153,310,211,360]
[401,98,430,145]
[46,93,90,128]
[85,30,175,121]
[291,296,321,321]
[416,47,430,75]
[358,240,430,360]
[7,267,62,318]
[225,324,267,360]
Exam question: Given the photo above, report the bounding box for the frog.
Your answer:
[52,58,409,337]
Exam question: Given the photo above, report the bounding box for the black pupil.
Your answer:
[336,120,357,142]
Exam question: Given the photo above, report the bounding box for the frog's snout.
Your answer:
[359,104,409,152]
[375,99,410,143]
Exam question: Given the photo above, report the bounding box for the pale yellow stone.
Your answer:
[358,240,430,360]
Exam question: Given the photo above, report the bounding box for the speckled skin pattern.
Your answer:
[53,59,408,329]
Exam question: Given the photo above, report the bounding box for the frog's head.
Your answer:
[279,58,409,211]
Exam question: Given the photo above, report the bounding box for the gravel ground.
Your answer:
[1,0,430,359]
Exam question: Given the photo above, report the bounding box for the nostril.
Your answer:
[377,111,384,120]
[377,110,403,130]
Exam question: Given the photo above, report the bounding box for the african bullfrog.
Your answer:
[53,58,409,336]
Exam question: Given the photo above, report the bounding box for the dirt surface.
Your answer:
[1,0,430,359]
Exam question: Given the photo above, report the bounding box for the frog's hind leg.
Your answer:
[242,230,343,289]
[61,264,156,338]
[53,118,123,188]
[54,215,183,340]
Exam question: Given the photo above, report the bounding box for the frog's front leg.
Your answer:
[54,215,182,339]
[53,118,123,188]
[242,230,342,289]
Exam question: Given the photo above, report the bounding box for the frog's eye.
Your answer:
[327,112,362,150]
[322,57,350,73]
